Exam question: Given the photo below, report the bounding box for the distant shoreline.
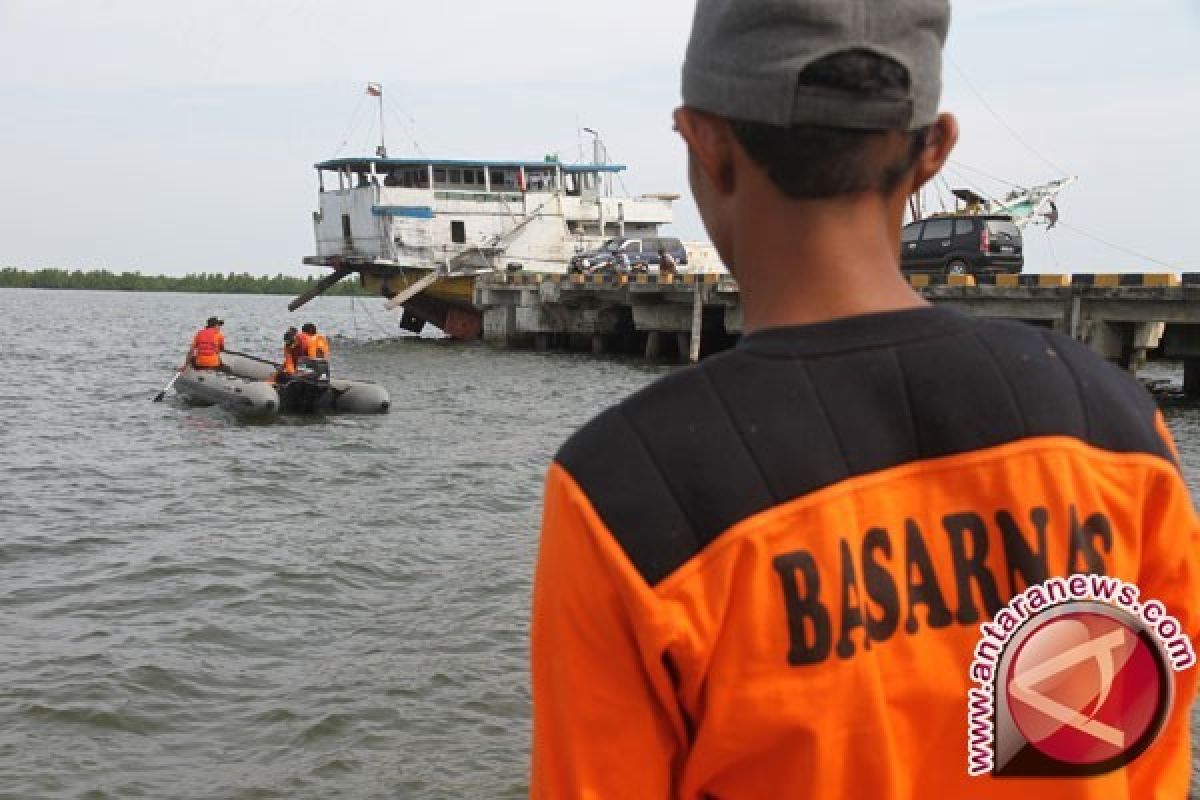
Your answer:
[0,267,370,296]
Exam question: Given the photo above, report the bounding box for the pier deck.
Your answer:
[475,271,1200,394]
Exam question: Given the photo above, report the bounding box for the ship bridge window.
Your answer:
[526,167,557,191]
[384,168,429,188]
[490,169,516,189]
[435,167,487,190]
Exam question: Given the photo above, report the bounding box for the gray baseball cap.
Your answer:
[682,0,951,131]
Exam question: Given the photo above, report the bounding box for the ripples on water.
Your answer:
[2,289,1197,798]
[3,289,669,799]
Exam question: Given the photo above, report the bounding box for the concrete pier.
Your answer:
[475,271,1200,394]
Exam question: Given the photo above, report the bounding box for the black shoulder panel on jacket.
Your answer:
[555,310,1170,586]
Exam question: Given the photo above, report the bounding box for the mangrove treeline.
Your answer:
[0,267,372,296]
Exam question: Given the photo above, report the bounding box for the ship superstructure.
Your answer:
[297,155,682,338]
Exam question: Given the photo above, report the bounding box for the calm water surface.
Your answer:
[2,289,1197,798]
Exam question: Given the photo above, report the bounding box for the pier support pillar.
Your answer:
[591,335,606,355]
[1163,326,1200,397]
[1186,360,1200,398]
[535,333,550,352]
[1084,321,1127,362]
[482,306,517,346]
[676,333,691,363]
[644,332,663,360]
[689,286,704,363]
[1085,320,1163,373]
[1128,322,1165,374]
[1060,292,1083,340]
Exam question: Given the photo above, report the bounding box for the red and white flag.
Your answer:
[366,82,382,97]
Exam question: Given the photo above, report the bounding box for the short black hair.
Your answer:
[728,50,929,199]
[302,323,317,335]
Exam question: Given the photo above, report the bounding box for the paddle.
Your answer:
[153,369,182,402]
[224,349,282,369]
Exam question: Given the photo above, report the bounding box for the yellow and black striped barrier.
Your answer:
[1071,273,1181,288]
[902,273,1185,289]
[533,272,724,287]
[490,271,1190,291]
[508,273,544,286]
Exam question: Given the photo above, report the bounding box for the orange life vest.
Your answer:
[281,345,297,375]
[306,333,330,359]
[192,327,222,368]
[530,308,1200,800]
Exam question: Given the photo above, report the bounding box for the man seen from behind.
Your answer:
[530,0,1200,797]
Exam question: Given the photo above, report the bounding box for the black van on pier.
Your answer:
[900,214,1024,276]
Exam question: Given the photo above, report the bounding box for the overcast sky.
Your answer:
[0,0,1196,276]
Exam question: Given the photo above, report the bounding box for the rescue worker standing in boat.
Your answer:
[184,316,224,370]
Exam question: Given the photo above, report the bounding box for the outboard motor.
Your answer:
[299,358,331,383]
[280,375,325,414]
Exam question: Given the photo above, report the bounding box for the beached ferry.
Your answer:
[297,154,691,339]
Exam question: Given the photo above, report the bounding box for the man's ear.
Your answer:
[909,112,959,194]
[673,107,738,195]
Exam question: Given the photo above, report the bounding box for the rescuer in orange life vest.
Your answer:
[530,1,1200,798]
[301,323,330,360]
[276,327,302,382]
[300,322,331,381]
[184,316,225,370]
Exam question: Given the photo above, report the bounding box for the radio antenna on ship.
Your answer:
[582,127,612,196]
[367,82,386,158]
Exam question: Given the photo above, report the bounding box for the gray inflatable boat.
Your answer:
[174,366,280,417]
[174,352,390,416]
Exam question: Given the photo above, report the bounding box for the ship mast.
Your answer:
[582,127,610,196]
[368,82,387,158]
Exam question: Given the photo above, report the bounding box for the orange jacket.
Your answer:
[532,308,1200,799]
[305,333,330,359]
[191,327,222,368]
[281,344,298,375]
